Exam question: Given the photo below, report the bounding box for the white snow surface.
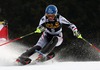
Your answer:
[0,41,100,70]
[0,41,28,66]
[0,41,57,66]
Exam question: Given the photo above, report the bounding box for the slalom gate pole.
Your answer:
[78,35,100,52]
[0,32,35,46]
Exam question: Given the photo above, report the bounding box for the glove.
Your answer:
[73,31,82,38]
[34,28,42,33]
[34,26,45,33]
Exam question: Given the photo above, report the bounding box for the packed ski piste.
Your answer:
[0,5,99,66]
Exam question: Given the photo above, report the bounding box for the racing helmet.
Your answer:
[45,5,58,16]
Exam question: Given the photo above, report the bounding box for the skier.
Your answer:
[16,5,81,65]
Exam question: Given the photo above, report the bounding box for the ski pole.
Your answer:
[0,32,35,46]
[77,34,100,52]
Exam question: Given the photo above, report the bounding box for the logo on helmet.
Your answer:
[48,8,54,14]
[45,5,58,15]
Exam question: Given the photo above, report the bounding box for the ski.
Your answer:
[15,36,57,65]
[15,57,32,65]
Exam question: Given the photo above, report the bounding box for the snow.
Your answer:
[0,41,56,66]
[0,62,100,70]
[0,41,28,66]
[0,41,100,70]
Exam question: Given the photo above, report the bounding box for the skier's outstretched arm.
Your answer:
[59,15,81,38]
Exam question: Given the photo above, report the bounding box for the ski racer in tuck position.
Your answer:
[16,5,81,65]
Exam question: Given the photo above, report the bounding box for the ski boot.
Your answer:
[46,52,55,60]
[35,54,46,62]
[16,56,32,65]
[35,52,55,62]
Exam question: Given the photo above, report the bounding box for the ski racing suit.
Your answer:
[35,14,78,48]
[17,14,79,65]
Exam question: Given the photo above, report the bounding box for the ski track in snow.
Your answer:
[0,41,100,66]
[0,41,58,66]
[0,42,28,66]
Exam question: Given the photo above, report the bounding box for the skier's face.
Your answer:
[46,14,55,21]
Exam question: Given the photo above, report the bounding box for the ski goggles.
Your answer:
[45,14,56,18]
